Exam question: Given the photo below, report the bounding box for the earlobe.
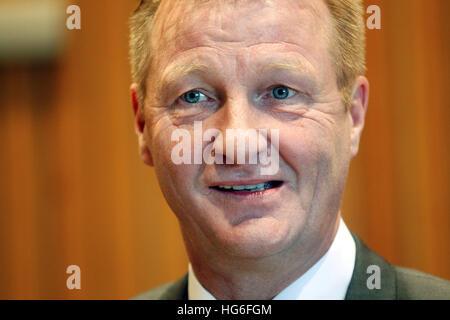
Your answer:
[130,84,154,167]
[138,130,154,167]
[349,76,369,158]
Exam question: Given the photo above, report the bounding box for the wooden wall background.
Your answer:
[0,0,448,299]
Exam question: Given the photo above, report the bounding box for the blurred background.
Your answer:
[0,0,448,299]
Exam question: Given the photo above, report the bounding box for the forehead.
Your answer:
[149,0,333,78]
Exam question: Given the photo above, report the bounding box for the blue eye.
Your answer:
[182,90,208,104]
[272,86,295,100]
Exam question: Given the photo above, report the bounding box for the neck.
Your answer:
[187,218,341,300]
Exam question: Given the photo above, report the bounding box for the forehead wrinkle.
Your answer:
[153,0,327,52]
[151,0,333,67]
[149,0,335,97]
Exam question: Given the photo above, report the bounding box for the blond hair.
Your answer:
[129,0,366,108]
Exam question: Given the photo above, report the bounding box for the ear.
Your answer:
[130,83,154,167]
[349,76,369,158]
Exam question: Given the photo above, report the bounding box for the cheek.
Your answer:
[278,119,351,219]
[150,124,198,206]
[278,109,353,172]
[277,118,352,204]
[279,124,334,178]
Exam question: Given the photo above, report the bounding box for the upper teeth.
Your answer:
[217,183,268,191]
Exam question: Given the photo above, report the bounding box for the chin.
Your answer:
[215,217,295,259]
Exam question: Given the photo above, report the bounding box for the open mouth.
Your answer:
[211,181,283,193]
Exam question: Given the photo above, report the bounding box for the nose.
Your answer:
[209,94,269,166]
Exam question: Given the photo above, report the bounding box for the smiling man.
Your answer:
[129,0,450,300]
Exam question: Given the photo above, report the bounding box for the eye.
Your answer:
[181,90,209,104]
[272,86,296,100]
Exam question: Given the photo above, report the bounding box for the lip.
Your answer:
[211,186,280,198]
[206,179,285,225]
[208,180,284,198]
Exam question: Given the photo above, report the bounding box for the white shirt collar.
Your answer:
[188,218,356,300]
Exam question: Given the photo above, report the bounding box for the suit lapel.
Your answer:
[159,274,188,300]
[345,232,397,300]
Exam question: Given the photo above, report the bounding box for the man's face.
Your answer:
[137,0,365,260]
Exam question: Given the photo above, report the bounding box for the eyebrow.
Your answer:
[157,57,317,99]
[262,59,316,79]
[158,62,210,94]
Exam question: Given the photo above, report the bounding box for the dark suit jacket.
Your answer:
[133,232,450,300]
